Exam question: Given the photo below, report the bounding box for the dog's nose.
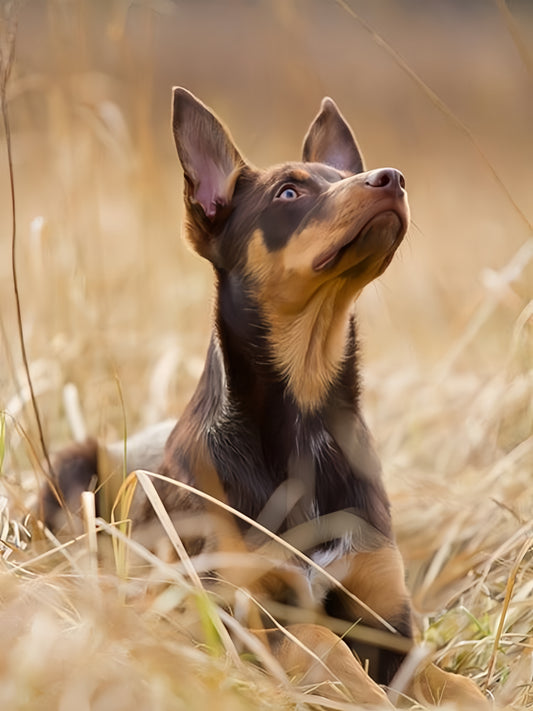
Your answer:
[365,168,405,195]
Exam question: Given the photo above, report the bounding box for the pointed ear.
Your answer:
[302,97,364,174]
[172,87,244,219]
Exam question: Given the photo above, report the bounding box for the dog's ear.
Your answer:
[172,87,244,220]
[302,97,364,174]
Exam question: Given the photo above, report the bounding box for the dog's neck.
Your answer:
[216,269,361,411]
[258,280,362,412]
[215,269,357,417]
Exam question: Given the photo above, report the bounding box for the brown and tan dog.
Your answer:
[43,89,414,695]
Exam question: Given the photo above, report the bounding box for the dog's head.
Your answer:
[172,87,408,284]
[172,88,409,409]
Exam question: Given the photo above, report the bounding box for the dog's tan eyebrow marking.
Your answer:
[290,169,311,183]
[281,168,312,183]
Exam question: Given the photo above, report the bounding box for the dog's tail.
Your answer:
[40,439,99,533]
[39,419,176,533]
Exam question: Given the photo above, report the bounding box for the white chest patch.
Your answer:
[310,533,355,570]
[304,513,387,603]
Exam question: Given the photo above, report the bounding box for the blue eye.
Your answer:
[277,185,299,200]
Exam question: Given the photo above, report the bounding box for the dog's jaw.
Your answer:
[313,210,407,273]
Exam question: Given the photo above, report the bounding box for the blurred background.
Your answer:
[1,0,531,452]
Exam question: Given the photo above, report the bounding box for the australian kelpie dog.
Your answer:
[42,89,412,691]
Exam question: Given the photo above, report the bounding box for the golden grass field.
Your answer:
[1,1,532,708]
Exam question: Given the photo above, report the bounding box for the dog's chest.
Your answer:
[211,400,390,537]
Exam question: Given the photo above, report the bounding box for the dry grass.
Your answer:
[1,1,532,709]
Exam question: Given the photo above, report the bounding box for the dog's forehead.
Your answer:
[260,161,348,186]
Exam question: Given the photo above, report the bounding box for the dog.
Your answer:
[42,89,413,695]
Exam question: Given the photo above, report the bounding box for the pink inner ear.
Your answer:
[194,153,231,219]
[323,147,349,171]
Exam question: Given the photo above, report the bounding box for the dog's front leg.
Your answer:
[270,623,394,707]
[324,545,413,686]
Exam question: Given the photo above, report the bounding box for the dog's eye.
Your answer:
[276,185,299,200]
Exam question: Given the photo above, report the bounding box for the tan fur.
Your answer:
[327,546,410,627]
[272,623,394,706]
[272,624,491,708]
[282,167,312,183]
[408,662,491,710]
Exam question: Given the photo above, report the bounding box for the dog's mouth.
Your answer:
[312,209,407,273]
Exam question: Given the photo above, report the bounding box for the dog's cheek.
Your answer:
[257,197,313,252]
